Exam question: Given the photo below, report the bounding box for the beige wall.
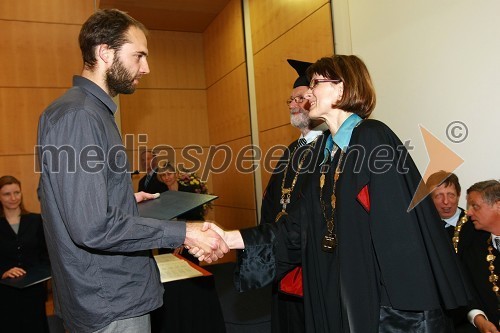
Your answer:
[0,0,95,212]
[333,0,500,207]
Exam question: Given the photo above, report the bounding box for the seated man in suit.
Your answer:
[426,171,485,256]
[460,180,500,333]
[138,149,168,194]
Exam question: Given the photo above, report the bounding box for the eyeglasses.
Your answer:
[309,78,341,90]
[286,96,305,106]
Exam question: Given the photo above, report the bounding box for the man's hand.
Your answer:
[2,267,26,279]
[475,314,499,333]
[134,191,159,203]
[184,222,229,263]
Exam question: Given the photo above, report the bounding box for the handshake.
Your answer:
[183,222,244,263]
[135,192,243,263]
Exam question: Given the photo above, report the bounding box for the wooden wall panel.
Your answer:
[258,125,299,189]
[120,89,209,148]
[203,0,250,247]
[0,155,41,213]
[210,137,256,210]
[249,0,330,53]
[203,0,245,87]
[206,64,250,145]
[0,20,82,88]
[0,0,94,24]
[0,88,68,154]
[255,5,334,132]
[213,206,256,231]
[139,30,206,89]
[119,28,210,205]
[0,1,93,218]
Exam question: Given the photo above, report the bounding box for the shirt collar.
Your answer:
[322,114,363,164]
[301,129,324,143]
[492,234,500,251]
[443,208,461,227]
[73,75,117,115]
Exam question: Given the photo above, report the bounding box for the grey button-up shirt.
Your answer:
[37,76,186,332]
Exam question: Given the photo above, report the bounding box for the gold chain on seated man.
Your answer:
[486,236,500,295]
[452,211,469,253]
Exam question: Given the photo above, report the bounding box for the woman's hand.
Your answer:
[2,267,26,279]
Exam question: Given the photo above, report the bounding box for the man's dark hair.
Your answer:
[79,9,147,70]
[426,170,461,195]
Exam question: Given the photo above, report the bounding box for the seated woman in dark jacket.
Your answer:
[0,175,50,333]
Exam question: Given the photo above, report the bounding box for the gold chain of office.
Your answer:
[451,212,469,253]
[486,236,500,295]
[319,148,345,253]
[275,137,318,223]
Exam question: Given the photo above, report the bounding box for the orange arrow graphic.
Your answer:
[408,125,464,211]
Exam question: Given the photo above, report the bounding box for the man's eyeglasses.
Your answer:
[309,78,341,90]
[286,96,305,106]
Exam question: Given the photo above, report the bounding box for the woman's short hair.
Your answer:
[307,55,376,118]
[0,175,28,216]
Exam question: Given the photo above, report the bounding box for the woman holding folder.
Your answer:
[0,175,49,333]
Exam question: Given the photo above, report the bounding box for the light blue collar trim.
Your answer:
[333,114,363,152]
[322,114,363,164]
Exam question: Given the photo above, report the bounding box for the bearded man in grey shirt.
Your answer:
[37,9,228,333]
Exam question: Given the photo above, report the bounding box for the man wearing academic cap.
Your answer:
[231,59,326,332]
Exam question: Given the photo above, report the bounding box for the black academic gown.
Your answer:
[236,120,471,333]
[296,120,471,333]
[460,235,500,329]
[235,135,326,332]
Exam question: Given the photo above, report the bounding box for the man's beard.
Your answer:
[290,108,311,129]
[106,57,137,97]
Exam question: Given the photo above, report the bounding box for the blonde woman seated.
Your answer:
[156,161,208,221]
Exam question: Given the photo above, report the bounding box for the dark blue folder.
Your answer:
[138,190,218,220]
[0,263,51,289]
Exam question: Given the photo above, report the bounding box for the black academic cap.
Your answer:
[287,59,312,88]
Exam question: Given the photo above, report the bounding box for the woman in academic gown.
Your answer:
[197,55,472,333]
[293,55,472,332]
[0,175,49,333]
